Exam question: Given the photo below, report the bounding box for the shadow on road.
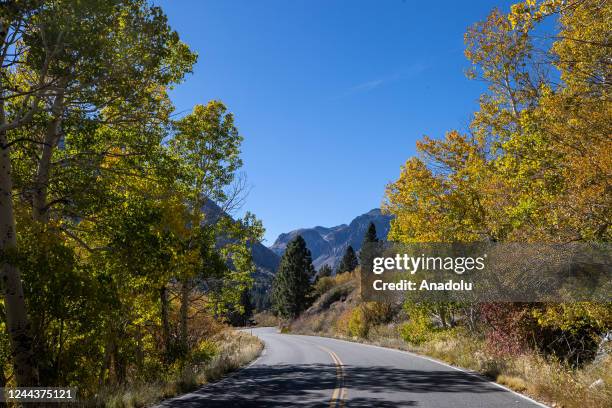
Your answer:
[159,363,503,407]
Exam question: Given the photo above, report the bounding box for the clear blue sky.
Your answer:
[157,0,513,244]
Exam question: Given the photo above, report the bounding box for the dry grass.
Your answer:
[334,270,358,286]
[96,329,263,408]
[253,311,281,327]
[338,324,612,408]
[290,272,612,408]
[411,330,612,408]
[497,375,527,392]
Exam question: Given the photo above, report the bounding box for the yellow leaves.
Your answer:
[389,0,611,243]
[385,130,496,243]
[508,0,562,31]
[509,3,528,29]
[532,303,612,334]
[159,194,191,238]
[551,0,611,94]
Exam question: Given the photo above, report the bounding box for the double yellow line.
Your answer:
[318,345,346,408]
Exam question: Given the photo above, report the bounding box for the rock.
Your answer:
[589,378,604,389]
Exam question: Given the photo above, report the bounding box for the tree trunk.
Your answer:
[160,285,171,360]
[179,280,189,352]
[0,129,38,386]
[99,338,111,385]
[108,339,117,385]
[0,18,40,387]
[0,361,6,408]
[135,329,144,369]
[32,91,64,222]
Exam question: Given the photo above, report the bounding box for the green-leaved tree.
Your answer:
[363,222,378,245]
[337,245,358,274]
[271,236,314,318]
[360,222,379,266]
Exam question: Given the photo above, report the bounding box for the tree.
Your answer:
[0,0,269,395]
[168,101,249,352]
[271,236,314,319]
[384,131,496,243]
[0,0,196,386]
[337,246,358,274]
[385,0,611,365]
[171,102,243,207]
[360,222,379,265]
[363,222,378,245]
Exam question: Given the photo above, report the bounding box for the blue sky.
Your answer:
[157,0,513,244]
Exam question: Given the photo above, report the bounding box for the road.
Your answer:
[158,327,547,407]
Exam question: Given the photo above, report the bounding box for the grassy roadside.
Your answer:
[94,329,263,408]
[284,272,611,408]
[288,324,611,408]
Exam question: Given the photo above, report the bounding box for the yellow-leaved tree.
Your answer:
[385,0,611,367]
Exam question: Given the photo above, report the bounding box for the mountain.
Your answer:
[201,199,280,276]
[250,240,280,275]
[269,209,392,271]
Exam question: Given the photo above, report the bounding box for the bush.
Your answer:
[189,339,217,366]
[334,270,355,285]
[400,310,436,345]
[319,285,351,309]
[314,276,336,297]
[362,302,394,325]
[531,303,612,366]
[95,330,263,407]
[335,309,353,336]
[348,307,369,338]
[253,311,280,327]
[345,302,395,339]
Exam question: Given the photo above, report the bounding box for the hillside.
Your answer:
[201,199,280,276]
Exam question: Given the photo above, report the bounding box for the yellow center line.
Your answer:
[287,336,347,407]
[317,345,346,408]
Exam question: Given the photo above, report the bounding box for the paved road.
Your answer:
[158,327,546,407]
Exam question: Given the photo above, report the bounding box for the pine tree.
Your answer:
[337,245,359,274]
[363,222,378,245]
[271,236,315,318]
[361,222,379,265]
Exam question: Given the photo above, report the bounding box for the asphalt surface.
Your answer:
[158,327,546,407]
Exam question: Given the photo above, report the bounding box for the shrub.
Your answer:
[314,276,336,297]
[400,310,436,345]
[95,330,263,407]
[335,309,353,336]
[253,311,280,327]
[479,303,532,355]
[189,339,217,366]
[531,303,612,366]
[319,285,351,309]
[362,302,394,325]
[334,270,355,285]
[348,307,369,338]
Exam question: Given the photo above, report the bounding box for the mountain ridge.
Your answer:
[269,208,392,271]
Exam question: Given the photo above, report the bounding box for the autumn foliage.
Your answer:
[384,0,611,366]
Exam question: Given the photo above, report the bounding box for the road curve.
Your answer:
[158,327,547,407]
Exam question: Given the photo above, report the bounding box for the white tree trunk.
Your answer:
[32,91,64,222]
[0,130,38,385]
